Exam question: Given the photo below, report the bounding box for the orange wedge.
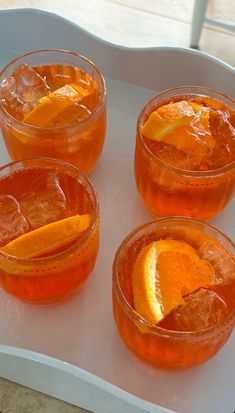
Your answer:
[142,100,216,157]
[0,214,90,259]
[132,240,215,324]
[47,103,90,127]
[142,101,195,140]
[23,83,90,127]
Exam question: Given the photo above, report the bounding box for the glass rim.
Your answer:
[0,48,106,135]
[112,216,235,338]
[137,85,235,177]
[0,156,99,265]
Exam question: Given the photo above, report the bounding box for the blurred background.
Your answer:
[0,0,234,67]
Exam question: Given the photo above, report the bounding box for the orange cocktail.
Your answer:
[0,50,106,173]
[113,217,235,370]
[135,87,235,220]
[0,158,99,304]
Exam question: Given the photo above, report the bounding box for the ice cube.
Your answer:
[0,63,49,118]
[0,195,29,247]
[210,109,235,139]
[172,288,228,331]
[208,110,235,168]
[199,240,235,285]
[20,172,67,230]
[155,142,193,170]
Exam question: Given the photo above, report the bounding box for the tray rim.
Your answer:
[0,7,234,73]
[0,344,176,413]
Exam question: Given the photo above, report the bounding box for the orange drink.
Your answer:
[0,158,99,304]
[135,87,235,220]
[0,50,106,173]
[113,217,235,369]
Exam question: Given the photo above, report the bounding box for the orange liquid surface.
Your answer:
[0,167,99,304]
[113,229,235,369]
[135,95,235,220]
[0,64,106,172]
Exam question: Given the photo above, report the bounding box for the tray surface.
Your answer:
[0,12,235,413]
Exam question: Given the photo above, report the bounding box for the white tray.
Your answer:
[0,9,234,413]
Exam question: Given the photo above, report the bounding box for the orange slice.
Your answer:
[23,83,90,127]
[0,214,90,258]
[47,103,91,127]
[142,101,195,140]
[132,240,215,324]
[142,100,216,157]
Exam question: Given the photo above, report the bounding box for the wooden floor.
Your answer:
[0,0,235,66]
